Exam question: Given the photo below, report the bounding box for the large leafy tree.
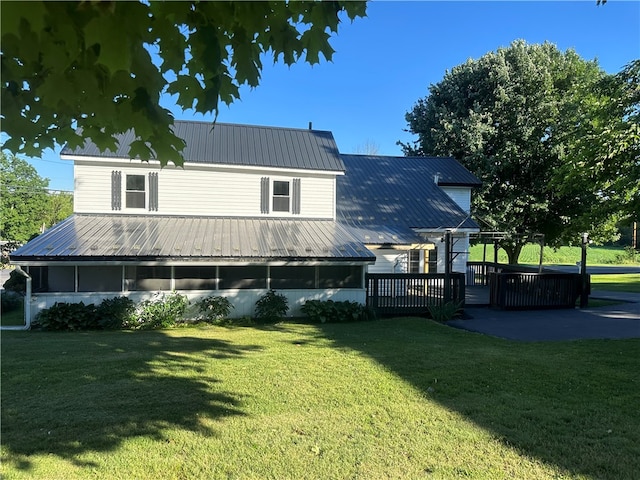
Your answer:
[402,40,610,263]
[43,192,74,230]
[1,1,366,165]
[0,153,49,243]
[554,60,639,236]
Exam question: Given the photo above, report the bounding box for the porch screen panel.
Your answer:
[270,266,315,289]
[125,266,171,291]
[48,266,76,292]
[219,266,267,289]
[111,171,122,210]
[78,266,122,292]
[174,266,218,290]
[318,265,363,288]
[29,266,48,293]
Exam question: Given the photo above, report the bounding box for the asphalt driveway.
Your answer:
[449,290,640,341]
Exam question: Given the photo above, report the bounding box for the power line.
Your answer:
[0,183,73,194]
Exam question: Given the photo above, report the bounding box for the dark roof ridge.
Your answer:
[340,153,457,160]
[171,119,332,134]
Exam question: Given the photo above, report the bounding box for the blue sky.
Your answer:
[19,0,640,192]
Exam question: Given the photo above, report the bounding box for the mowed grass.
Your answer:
[469,244,639,265]
[591,274,640,294]
[0,301,24,327]
[2,321,639,479]
[0,306,25,327]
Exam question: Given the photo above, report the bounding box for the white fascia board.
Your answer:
[15,259,373,267]
[62,155,344,177]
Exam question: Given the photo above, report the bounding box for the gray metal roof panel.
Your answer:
[340,154,481,187]
[62,121,345,172]
[11,215,374,262]
[341,224,424,245]
[337,155,480,233]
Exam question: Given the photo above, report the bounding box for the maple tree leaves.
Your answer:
[1,1,366,165]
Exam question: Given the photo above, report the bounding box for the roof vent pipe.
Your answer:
[308,122,312,130]
[434,172,441,184]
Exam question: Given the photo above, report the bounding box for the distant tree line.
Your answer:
[1,152,73,247]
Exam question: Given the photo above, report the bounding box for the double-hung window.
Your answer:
[126,174,146,209]
[261,177,301,215]
[272,180,290,212]
[112,171,158,211]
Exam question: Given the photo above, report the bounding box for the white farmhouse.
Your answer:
[10,121,480,321]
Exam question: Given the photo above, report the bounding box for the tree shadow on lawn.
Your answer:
[1,330,262,472]
[315,317,640,479]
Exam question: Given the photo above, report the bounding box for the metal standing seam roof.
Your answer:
[337,155,480,244]
[62,121,346,172]
[341,154,482,187]
[10,215,375,263]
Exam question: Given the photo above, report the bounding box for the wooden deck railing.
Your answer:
[489,272,586,310]
[366,273,465,316]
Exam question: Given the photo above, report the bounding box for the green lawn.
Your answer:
[591,274,640,293]
[0,304,25,327]
[469,244,639,265]
[2,321,639,479]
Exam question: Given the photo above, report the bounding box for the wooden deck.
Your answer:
[366,266,586,315]
[366,273,466,316]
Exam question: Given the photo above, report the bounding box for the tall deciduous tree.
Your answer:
[554,59,639,237]
[44,192,74,230]
[401,40,609,263]
[1,1,366,165]
[0,153,49,243]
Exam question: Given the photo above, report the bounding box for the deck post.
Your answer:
[580,233,589,308]
[444,230,452,303]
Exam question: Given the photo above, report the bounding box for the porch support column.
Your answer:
[444,230,452,303]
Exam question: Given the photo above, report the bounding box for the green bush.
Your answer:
[36,302,98,331]
[615,246,639,264]
[195,295,234,324]
[427,301,464,322]
[96,296,136,330]
[301,299,376,323]
[1,290,23,313]
[133,292,189,330]
[2,269,26,294]
[254,290,288,323]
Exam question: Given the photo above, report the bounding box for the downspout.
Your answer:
[13,266,32,330]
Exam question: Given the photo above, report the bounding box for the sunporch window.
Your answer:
[125,266,171,291]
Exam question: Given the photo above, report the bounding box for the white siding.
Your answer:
[423,234,469,275]
[368,248,408,274]
[441,186,472,213]
[74,162,336,218]
[26,288,365,321]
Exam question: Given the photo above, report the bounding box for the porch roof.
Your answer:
[10,215,375,263]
